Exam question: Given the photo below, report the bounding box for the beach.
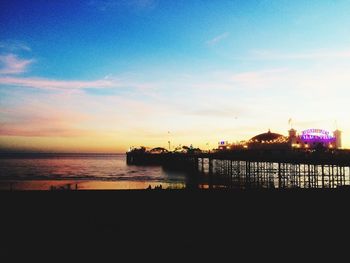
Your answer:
[0,153,188,190]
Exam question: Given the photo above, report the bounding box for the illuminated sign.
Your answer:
[301,129,334,141]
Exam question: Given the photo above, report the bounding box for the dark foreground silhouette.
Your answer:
[1,189,350,260]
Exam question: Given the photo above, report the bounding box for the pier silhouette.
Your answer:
[127,148,350,189]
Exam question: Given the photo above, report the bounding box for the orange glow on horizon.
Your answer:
[1,125,349,153]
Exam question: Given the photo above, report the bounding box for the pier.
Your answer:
[126,148,350,189]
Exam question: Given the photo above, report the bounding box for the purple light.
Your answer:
[300,129,335,142]
[302,128,331,136]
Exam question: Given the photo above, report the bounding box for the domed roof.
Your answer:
[250,130,285,143]
[150,147,168,153]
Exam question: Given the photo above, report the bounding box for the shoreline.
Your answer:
[0,179,186,191]
[1,179,350,191]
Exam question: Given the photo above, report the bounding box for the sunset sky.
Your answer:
[1,0,350,153]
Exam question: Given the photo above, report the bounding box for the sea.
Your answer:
[0,153,189,190]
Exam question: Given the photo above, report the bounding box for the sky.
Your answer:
[1,0,350,153]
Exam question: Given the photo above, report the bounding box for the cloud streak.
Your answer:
[0,40,31,52]
[0,125,96,137]
[230,68,288,86]
[206,32,229,46]
[0,105,93,137]
[248,49,350,61]
[0,54,34,75]
[0,76,118,90]
[0,75,158,92]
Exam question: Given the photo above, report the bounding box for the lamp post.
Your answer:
[167,131,171,151]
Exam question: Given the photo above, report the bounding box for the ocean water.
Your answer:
[0,153,188,190]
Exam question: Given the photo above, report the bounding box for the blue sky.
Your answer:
[1,0,350,152]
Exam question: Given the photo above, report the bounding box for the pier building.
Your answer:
[224,128,342,150]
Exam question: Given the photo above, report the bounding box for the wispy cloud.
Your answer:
[0,54,34,75]
[0,76,119,90]
[248,49,350,61]
[206,32,229,46]
[0,125,96,137]
[0,89,167,138]
[0,104,93,137]
[0,40,31,52]
[230,68,287,86]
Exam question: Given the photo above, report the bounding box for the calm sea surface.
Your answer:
[0,153,187,190]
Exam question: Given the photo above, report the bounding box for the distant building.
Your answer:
[222,127,342,151]
[149,147,169,154]
[218,140,229,150]
[246,129,289,149]
[334,129,342,148]
[289,128,341,149]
